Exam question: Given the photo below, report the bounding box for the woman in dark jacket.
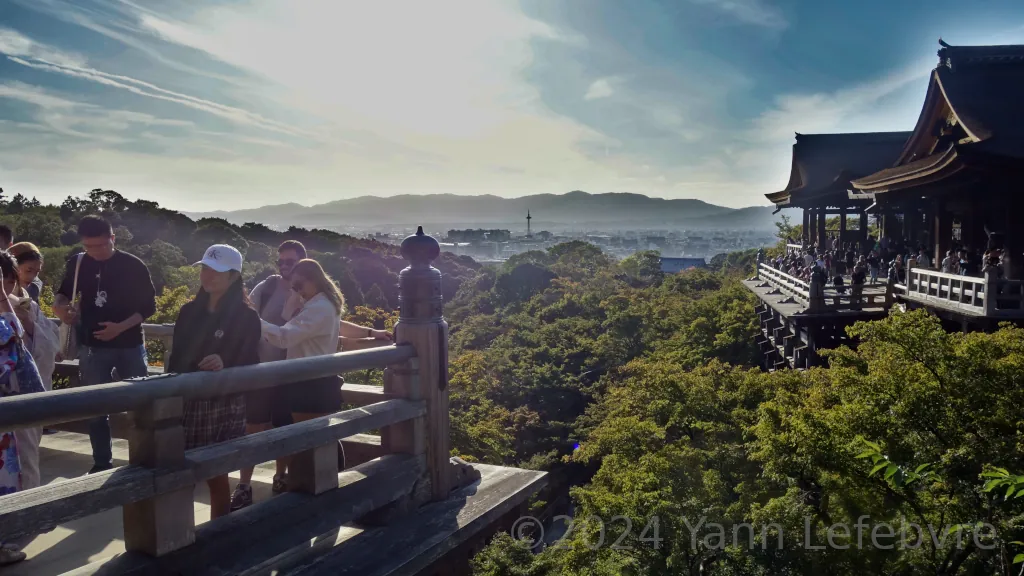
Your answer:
[167,244,260,519]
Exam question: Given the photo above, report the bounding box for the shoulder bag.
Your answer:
[57,253,84,362]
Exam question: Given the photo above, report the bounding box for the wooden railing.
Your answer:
[0,227,459,561]
[899,267,1024,317]
[755,259,890,313]
[757,262,811,305]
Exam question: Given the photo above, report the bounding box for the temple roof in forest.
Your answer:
[765,132,910,207]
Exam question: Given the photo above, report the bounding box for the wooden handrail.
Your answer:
[0,399,424,541]
[0,345,415,431]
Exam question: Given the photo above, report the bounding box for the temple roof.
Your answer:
[766,131,910,207]
[852,42,1024,194]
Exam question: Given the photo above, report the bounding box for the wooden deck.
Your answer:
[0,432,544,576]
[742,278,889,324]
[1,431,281,576]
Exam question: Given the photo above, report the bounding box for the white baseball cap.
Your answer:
[195,244,243,273]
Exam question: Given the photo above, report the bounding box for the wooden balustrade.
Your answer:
[899,267,1024,318]
[756,261,890,313]
[0,226,474,567]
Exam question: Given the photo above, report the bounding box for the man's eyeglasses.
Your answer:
[277,258,298,267]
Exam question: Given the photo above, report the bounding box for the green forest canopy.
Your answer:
[6,189,1022,574]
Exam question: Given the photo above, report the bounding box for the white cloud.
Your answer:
[0,27,87,67]
[690,0,788,29]
[752,62,929,141]
[0,81,86,109]
[584,77,616,100]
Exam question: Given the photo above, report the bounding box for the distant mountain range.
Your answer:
[188,191,795,232]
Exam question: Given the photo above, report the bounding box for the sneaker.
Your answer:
[230,484,253,511]
[271,473,288,494]
[0,547,26,566]
[88,463,113,475]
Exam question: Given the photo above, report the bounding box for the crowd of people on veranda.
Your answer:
[0,215,391,566]
[772,234,1008,308]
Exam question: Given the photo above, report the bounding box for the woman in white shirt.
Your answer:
[261,259,346,422]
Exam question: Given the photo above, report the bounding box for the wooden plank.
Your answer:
[187,399,425,482]
[0,465,190,542]
[341,383,389,406]
[66,455,423,576]
[286,464,548,576]
[341,434,386,467]
[54,360,164,377]
[0,401,423,541]
[0,345,417,431]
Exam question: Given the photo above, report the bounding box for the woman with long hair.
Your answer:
[8,243,44,305]
[0,251,45,565]
[166,244,260,519]
[1,248,58,494]
[259,259,386,491]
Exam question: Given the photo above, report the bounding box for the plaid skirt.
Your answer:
[183,394,246,450]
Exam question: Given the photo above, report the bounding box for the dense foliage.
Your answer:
[7,188,1020,574]
[1,188,480,326]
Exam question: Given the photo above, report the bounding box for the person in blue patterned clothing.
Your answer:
[0,251,45,566]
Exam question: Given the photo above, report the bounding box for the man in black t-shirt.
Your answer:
[54,215,156,473]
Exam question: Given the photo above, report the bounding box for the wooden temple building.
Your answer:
[748,40,1024,370]
[767,131,910,250]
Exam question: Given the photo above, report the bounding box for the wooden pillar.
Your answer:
[817,208,827,249]
[381,358,425,459]
[395,227,452,501]
[935,201,951,267]
[289,401,341,495]
[983,267,999,316]
[802,209,810,246]
[839,208,847,247]
[123,397,195,556]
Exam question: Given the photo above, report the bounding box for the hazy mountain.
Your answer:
[189,191,791,231]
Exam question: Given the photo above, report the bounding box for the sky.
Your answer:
[1,1,1024,211]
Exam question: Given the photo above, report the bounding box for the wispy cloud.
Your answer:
[0,81,85,109]
[690,0,788,29]
[752,62,929,141]
[6,56,312,140]
[584,77,617,100]
[0,28,86,67]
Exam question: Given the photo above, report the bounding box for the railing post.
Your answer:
[123,396,195,556]
[382,358,425,458]
[983,268,999,316]
[808,269,824,312]
[885,274,896,308]
[396,227,452,501]
[755,248,764,279]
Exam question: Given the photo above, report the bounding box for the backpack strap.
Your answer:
[257,275,280,314]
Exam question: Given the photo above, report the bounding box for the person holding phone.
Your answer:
[166,244,260,519]
[53,215,156,474]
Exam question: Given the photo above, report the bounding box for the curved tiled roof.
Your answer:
[855,42,1024,192]
[766,132,910,206]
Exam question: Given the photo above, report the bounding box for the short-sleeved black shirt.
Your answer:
[57,250,156,349]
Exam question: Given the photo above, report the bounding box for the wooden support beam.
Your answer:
[839,208,847,247]
[122,396,195,557]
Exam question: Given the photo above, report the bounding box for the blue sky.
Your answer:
[1,0,1023,211]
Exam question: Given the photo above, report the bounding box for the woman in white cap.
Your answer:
[166,244,260,519]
